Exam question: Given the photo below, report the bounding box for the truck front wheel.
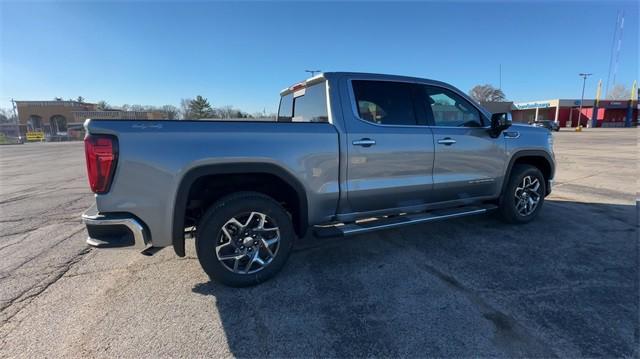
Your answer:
[499,164,547,224]
[195,192,295,287]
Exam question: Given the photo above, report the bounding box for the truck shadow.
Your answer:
[192,199,638,358]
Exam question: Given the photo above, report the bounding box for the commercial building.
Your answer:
[16,100,97,136]
[511,99,638,128]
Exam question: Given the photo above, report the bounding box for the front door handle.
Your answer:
[352,138,376,147]
[437,138,456,145]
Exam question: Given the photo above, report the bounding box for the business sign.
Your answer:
[596,100,627,108]
[513,101,551,110]
[558,99,594,107]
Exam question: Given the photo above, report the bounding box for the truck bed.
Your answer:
[85,119,341,248]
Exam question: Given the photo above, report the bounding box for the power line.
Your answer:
[605,11,619,96]
[611,10,624,89]
[605,10,624,97]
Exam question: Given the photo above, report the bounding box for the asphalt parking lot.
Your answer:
[0,128,638,358]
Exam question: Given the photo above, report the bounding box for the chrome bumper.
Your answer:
[82,206,150,251]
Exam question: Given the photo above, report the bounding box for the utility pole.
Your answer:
[11,98,18,123]
[577,73,592,129]
[499,64,502,90]
[305,70,321,77]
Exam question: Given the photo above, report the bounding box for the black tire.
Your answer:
[499,164,546,224]
[195,191,295,287]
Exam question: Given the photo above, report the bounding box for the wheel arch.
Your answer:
[502,150,555,197]
[172,163,309,257]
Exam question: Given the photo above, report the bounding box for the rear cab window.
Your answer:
[277,81,328,123]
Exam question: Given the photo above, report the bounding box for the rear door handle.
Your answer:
[437,138,456,145]
[352,138,376,147]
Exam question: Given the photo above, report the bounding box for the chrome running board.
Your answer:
[314,204,498,238]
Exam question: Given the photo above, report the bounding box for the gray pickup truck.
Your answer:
[82,72,555,286]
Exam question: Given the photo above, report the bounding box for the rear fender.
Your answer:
[172,163,308,257]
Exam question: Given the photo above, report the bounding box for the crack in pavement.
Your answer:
[0,226,85,278]
[553,171,609,187]
[63,256,179,279]
[0,247,92,334]
[0,226,42,240]
[419,260,558,357]
[0,240,22,253]
[1,219,83,238]
[0,219,23,224]
[388,229,558,357]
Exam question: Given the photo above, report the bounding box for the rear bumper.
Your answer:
[82,205,150,251]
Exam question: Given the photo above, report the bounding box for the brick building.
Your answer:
[16,100,97,135]
[14,100,169,139]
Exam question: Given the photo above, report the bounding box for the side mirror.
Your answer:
[490,112,512,137]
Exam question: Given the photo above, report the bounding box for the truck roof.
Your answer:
[280,72,456,96]
[280,72,491,119]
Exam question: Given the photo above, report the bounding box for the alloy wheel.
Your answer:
[514,175,541,216]
[215,211,280,274]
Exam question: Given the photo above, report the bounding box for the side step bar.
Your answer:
[314,204,498,238]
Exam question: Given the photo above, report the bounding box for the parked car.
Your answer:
[531,120,560,132]
[82,72,555,286]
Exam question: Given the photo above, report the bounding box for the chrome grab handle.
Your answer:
[437,138,457,145]
[352,138,376,147]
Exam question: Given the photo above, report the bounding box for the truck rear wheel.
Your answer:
[195,192,295,287]
[499,164,546,224]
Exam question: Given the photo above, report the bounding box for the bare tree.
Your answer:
[0,108,17,124]
[252,112,277,121]
[128,104,146,112]
[469,84,506,102]
[96,100,110,110]
[217,105,235,119]
[180,98,193,120]
[162,105,179,120]
[606,84,630,100]
[77,96,85,103]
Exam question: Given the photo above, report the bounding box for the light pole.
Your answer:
[305,70,321,77]
[577,73,592,129]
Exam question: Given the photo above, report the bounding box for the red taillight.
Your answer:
[290,83,305,92]
[84,134,118,193]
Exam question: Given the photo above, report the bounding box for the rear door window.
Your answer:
[278,82,328,122]
[292,82,328,122]
[352,80,418,126]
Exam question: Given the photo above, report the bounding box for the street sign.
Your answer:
[26,132,45,141]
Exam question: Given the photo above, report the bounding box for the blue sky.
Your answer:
[1,1,638,113]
